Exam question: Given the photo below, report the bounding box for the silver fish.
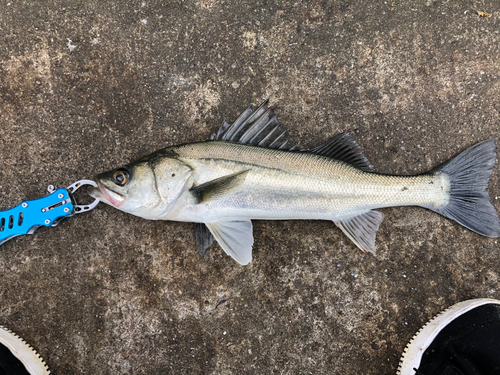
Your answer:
[90,100,500,265]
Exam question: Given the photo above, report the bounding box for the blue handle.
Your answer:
[0,189,74,246]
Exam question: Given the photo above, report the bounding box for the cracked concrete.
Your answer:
[1,0,500,374]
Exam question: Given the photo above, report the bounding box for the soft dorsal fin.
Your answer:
[206,220,254,265]
[195,223,216,257]
[310,132,373,172]
[190,170,249,204]
[334,210,384,254]
[211,100,298,150]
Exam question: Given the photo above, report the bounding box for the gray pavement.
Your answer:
[1,1,499,374]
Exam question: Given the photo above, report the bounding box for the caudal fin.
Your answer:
[425,139,500,237]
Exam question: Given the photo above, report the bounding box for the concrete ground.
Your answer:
[1,1,499,374]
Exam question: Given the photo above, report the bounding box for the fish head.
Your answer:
[90,151,192,219]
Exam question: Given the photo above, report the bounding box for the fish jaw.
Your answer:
[89,182,125,208]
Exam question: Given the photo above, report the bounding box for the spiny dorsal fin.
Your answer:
[310,133,373,172]
[206,220,254,265]
[334,210,384,254]
[214,100,297,150]
[190,170,249,204]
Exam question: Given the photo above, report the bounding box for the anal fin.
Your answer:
[334,210,384,254]
[206,220,254,265]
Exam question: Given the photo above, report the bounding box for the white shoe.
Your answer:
[0,326,50,375]
[397,298,500,375]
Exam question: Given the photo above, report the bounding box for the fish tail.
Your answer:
[424,139,500,237]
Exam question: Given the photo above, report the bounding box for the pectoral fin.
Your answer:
[190,170,249,204]
[206,220,254,265]
[195,223,216,257]
[334,210,384,254]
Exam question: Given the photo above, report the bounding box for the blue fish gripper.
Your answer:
[0,180,99,246]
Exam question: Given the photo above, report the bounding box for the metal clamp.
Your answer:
[65,179,100,215]
[0,179,100,246]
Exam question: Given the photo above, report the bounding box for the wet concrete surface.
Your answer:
[1,1,499,374]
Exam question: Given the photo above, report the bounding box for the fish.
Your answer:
[90,100,500,265]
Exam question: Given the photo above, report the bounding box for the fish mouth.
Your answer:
[89,181,125,207]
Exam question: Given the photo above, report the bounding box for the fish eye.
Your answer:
[113,168,129,186]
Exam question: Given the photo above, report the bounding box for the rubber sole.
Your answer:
[397,298,500,375]
[0,326,50,375]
